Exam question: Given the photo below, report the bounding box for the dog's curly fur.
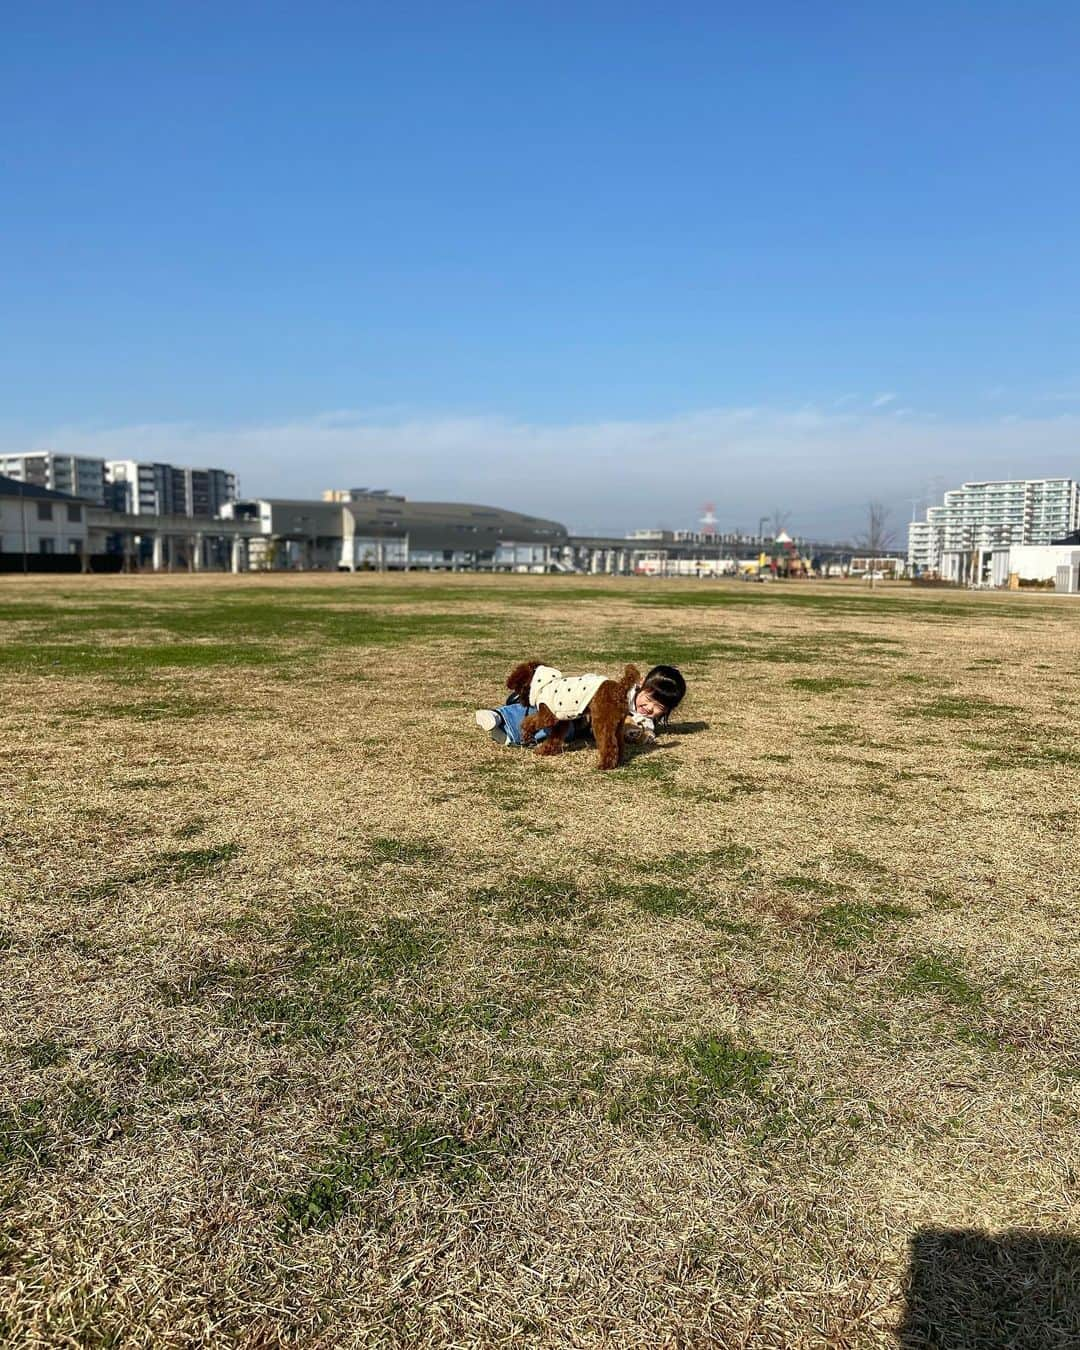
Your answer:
[506,659,642,771]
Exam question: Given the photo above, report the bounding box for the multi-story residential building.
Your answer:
[906,518,940,574]
[908,478,1080,583]
[182,467,237,518]
[105,460,185,515]
[104,461,238,517]
[0,452,107,505]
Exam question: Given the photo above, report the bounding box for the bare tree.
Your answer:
[857,501,895,588]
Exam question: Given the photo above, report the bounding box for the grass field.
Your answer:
[1,573,1078,1348]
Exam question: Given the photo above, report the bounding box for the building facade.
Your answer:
[908,479,1080,583]
[105,461,238,517]
[0,474,89,566]
[0,452,108,505]
[906,518,940,574]
[222,494,569,571]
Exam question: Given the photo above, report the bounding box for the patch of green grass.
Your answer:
[776,875,848,899]
[515,938,598,1000]
[903,695,1015,721]
[954,1024,1004,1052]
[57,1082,128,1140]
[364,916,445,980]
[982,740,1080,770]
[617,882,709,920]
[807,900,914,949]
[94,695,212,721]
[925,888,961,911]
[901,952,984,1006]
[0,1099,49,1167]
[0,597,490,680]
[151,843,242,880]
[74,843,241,902]
[831,848,891,877]
[369,837,445,865]
[627,586,1041,622]
[0,641,283,676]
[638,844,755,877]
[684,1034,772,1096]
[469,875,588,924]
[789,677,866,694]
[160,909,445,1047]
[610,1033,775,1138]
[809,721,862,746]
[469,758,531,812]
[630,756,678,782]
[111,1047,189,1087]
[280,1118,499,1234]
[157,960,251,1007]
[18,1039,68,1070]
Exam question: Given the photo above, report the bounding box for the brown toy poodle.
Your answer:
[505,659,642,771]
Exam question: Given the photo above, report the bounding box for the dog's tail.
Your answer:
[619,664,642,694]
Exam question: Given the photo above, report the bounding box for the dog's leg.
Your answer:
[534,720,570,756]
[593,705,624,770]
[520,705,559,746]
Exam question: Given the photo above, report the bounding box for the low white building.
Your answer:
[990,544,1080,589]
[0,474,88,567]
[635,553,737,577]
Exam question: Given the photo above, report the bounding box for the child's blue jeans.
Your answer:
[495,703,577,747]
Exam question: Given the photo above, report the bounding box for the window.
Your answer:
[67,503,82,523]
[37,501,53,521]
[39,538,55,554]
[69,539,81,554]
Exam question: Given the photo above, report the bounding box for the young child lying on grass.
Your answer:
[475,663,686,748]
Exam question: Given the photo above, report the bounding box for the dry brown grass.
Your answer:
[0,572,1078,1347]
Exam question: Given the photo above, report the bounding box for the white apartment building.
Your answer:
[907,517,941,574]
[908,478,1080,583]
[105,461,238,517]
[0,452,107,505]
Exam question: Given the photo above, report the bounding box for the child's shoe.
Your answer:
[475,709,509,744]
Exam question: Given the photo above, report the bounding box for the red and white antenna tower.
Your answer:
[700,502,718,538]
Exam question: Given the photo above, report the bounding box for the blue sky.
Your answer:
[3,3,1079,535]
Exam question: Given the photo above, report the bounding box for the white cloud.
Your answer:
[8,405,1080,539]
[871,392,898,408]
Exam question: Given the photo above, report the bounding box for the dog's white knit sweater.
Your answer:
[528,665,607,720]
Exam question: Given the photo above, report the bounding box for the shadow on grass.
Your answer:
[900,1229,1080,1348]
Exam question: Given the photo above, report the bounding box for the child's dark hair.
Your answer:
[641,664,686,722]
